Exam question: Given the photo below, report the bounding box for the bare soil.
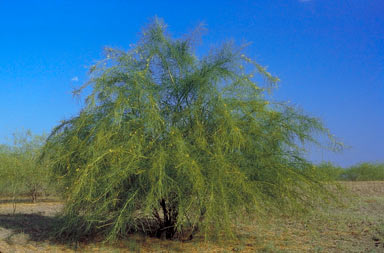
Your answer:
[0,182,383,252]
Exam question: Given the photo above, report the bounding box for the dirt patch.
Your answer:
[0,201,66,252]
[342,181,384,197]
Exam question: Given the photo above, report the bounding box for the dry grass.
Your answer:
[0,182,383,252]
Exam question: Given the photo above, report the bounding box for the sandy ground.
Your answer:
[0,182,383,252]
[0,201,66,252]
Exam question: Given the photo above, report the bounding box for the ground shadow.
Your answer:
[0,213,58,242]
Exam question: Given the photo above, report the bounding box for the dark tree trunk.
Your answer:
[31,188,37,203]
[155,199,178,239]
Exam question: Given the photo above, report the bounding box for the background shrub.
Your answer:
[316,162,345,181]
[341,163,384,181]
[316,162,384,181]
[0,130,53,201]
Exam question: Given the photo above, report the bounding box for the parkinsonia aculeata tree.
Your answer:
[42,19,339,241]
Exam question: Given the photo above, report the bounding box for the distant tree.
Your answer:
[341,162,384,181]
[316,162,344,180]
[12,130,49,202]
[0,130,49,203]
[42,18,339,241]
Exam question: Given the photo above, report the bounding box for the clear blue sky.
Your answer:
[0,0,383,167]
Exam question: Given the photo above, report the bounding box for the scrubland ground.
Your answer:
[0,182,383,253]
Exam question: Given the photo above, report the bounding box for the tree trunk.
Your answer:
[155,199,178,239]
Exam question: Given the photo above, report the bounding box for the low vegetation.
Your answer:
[0,130,54,203]
[317,162,384,181]
[343,162,384,181]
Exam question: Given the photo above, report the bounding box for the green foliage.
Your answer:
[341,163,384,181]
[42,19,338,241]
[0,130,51,201]
[316,162,344,181]
[316,162,384,181]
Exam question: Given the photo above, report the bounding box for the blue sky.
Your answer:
[0,0,383,167]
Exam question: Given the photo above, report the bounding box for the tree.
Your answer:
[42,18,339,241]
[11,130,50,202]
[316,162,344,181]
[342,163,384,181]
[0,130,49,203]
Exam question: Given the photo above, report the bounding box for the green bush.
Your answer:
[316,161,384,181]
[316,162,345,181]
[42,19,339,241]
[0,130,52,201]
[341,163,384,181]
